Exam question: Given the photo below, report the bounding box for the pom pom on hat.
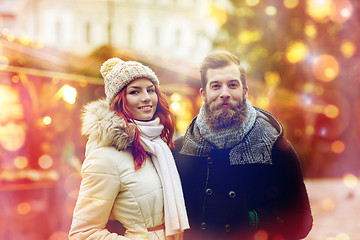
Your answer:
[100,57,160,104]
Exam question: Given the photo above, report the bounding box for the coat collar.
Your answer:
[81,99,134,152]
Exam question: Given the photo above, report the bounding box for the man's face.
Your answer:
[200,63,248,129]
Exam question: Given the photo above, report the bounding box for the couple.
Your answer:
[69,51,313,240]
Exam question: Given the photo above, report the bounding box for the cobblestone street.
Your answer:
[304,178,360,240]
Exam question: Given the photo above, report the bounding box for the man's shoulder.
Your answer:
[173,136,184,153]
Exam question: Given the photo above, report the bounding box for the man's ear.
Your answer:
[200,88,206,102]
[244,86,249,98]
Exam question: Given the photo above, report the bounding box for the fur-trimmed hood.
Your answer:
[81,99,135,154]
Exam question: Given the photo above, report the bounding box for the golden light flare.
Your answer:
[62,84,77,104]
[38,154,54,169]
[312,55,339,82]
[329,0,353,23]
[342,173,358,188]
[0,55,9,70]
[207,3,227,26]
[254,229,269,240]
[331,140,345,154]
[265,6,277,16]
[283,0,300,9]
[0,123,26,151]
[264,72,281,87]
[286,41,309,64]
[306,125,315,135]
[306,0,353,23]
[19,35,32,46]
[306,0,332,22]
[245,0,260,7]
[326,233,350,240]
[340,41,356,58]
[256,96,270,108]
[238,30,263,45]
[170,93,182,102]
[324,104,339,118]
[14,156,29,169]
[304,23,317,39]
[321,198,335,212]
[43,116,52,125]
[171,101,181,111]
[303,82,315,94]
[17,202,31,215]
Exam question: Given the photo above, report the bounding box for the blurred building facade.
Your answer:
[1,0,226,64]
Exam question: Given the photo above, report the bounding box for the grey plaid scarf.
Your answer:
[180,100,282,165]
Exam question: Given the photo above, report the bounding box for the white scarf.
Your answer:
[134,118,190,238]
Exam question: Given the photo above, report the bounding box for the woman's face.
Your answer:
[125,78,158,121]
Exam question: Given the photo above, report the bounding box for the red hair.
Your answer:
[110,83,175,170]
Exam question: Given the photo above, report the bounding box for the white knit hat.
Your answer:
[100,58,160,104]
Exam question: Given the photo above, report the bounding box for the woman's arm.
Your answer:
[69,149,129,240]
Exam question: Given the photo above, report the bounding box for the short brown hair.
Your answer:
[200,51,246,90]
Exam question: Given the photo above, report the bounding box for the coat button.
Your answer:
[229,191,236,198]
[205,188,213,195]
[207,157,213,164]
[201,222,207,230]
[224,224,231,232]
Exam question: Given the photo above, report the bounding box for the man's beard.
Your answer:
[204,96,247,130]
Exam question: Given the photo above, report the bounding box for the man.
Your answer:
[173,51,313,240]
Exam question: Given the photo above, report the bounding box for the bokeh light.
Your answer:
[342,173,358,188]
[329,0,353,23]
[265,6,277,16]
[331,140,345,154]
[264,71,281,87]
[340,40,356,58]
[62,84,77,104]
[14,156,29,169]
[321,198,335,212]
[324,104,339,119]
[43,116,52,125]
[306,0,332,22]
[312,55,340,82]
[256,96,270,108]
[171,101,181,111]
[246,0,260,7]
[254,229,269,240]
[208,3,227,25]
[286,41,309,64]
[283,0,300,9]
[238,30,263,44]
[304,22,317,39]
[17,202,31,215]
[38,154,54,169]
[0,122,26,151]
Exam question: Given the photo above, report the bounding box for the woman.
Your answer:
[69,58,189,240]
